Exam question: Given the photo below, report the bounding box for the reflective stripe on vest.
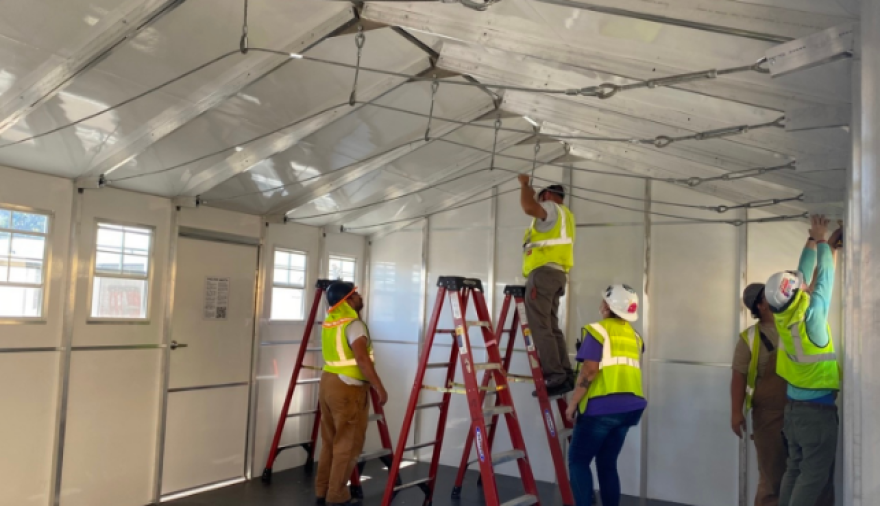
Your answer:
[589,323,641,370]
[524,204,573,250]
[741,325,760,412]
[788,323,837,364]
[322,318,374,368]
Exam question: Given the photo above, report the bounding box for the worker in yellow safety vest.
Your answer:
[566,284,646,506]
[315,281,387,506]
[518,173,577,396]
[764,215,842,506]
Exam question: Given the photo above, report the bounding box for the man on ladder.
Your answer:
[518,173,577,396]
[317,281,388,506]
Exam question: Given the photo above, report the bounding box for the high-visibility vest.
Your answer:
[774,291,840,391]
[321,302,374,382]
[739,325,761,412]
[522,203,576,277]
[579,318,644,414]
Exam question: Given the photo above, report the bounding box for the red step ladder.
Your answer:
[452,285,575,505]
[381,277,541,506]
[262,279,399,498]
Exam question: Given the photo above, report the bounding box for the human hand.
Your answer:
[517,174,531,186]
[808,214,830,242]
[731,412,746,438]
[375,385,388,407]
[829,220,844,249]
[566,404,577,422]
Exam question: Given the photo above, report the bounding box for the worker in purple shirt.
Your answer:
[566,284,646,506]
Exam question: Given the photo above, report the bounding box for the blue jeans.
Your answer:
[568,409,644,506]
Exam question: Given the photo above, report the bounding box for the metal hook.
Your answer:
[531,134,541,180]
[425,77,439,141]
[239,0,249,54]
[653,136,674,149]
[490,118,501,169]
[597,83,620,100]
[349,25,365,107]
[752,57,771,74]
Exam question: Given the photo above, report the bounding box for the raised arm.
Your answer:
[518,174,547,220]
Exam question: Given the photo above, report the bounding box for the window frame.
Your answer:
[0,203,53,324]
[86,219,156,324]
[328,254,357,284]
[269,247,308,323]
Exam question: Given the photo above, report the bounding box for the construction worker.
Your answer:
[731,283,788,506]
[316,281,388,506]
[765,215,841,506]
[518,173,577,396]
[566,284,646,506]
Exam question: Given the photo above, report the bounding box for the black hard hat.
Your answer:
[742,283,765,312]
[326,281,356,309]
[538,184,565,200]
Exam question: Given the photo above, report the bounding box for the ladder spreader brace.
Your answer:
[381,276,541,506]
[261,279,400,498]
[452,285,575,506]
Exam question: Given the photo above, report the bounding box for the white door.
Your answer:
[160,237,258,496]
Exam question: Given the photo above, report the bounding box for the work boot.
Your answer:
[327,500,361,506]
[532,376,573,397]
[316,499,326,506]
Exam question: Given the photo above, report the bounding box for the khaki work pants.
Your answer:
[315,372,370,504]
[524,265,572,386]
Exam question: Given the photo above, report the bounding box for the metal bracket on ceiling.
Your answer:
[74,174,106,190]
[172,196,201,209]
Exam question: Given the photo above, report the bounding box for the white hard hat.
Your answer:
[765,270,805,313]
[603,284,639,322]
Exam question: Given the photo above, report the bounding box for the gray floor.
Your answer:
[165,462,685,506]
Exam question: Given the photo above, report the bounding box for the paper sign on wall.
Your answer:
[204,277,230,320]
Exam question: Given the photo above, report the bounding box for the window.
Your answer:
[328,255,356,283]
[90,222,153,320]
[271,249,306,320]
[0,207,50,318]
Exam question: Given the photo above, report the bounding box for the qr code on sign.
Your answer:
[216,307,227,319]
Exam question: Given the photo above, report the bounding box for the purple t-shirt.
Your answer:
[576,330,647,416]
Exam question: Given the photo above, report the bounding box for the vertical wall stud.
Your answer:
[737,209,750,506]
[488,186,498,316]
[639,180,651,506]
[244,221,268,479]
[414,217,430,460]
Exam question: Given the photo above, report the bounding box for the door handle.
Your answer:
[170,340,189,350]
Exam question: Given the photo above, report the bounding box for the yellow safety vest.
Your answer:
[321,302,374,382]
[579,318,644,414]
[739,325,761,412]
[774,291,840,391]
[522,203,576,277]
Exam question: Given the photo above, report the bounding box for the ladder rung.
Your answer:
[416,402,444,410]
[468,449,526,468]
[358,448,392,463]
[501,494,539,506]
[436,329,456,334]
[474,362,502,370]
[297,378,321,385]
[287,410,318,418]
[426,362,452,369]
[548,393,568,401]
[278,440,311,452]
[393,477,433,492]
[483,405,513,417]
[451,382,506,393]
[405,440,437,452]
[302,365,322,372]
[306,347,322,352]
[467,320,491,327]
[369,413,385,422]
[506,374,535,383]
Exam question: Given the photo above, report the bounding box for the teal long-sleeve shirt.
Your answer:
[787,242,835,401]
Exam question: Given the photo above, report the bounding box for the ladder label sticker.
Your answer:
[455,327,467,353]
[452,297,463,320]
[530,355,540,369]
[516,302,528,325]
[475,427,486,463]
[544,409,557,437]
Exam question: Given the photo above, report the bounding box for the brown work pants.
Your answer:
[751,355,835,506]
[524,266,572,386]
[315,372,370,504]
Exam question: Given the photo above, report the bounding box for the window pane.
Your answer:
[0,259,7,282]
[289,269,305,287]
[274,251,290,268]
[91,277,148,319]
[124,232,150,255]
[10,234,45,260]
[273,268,289,285]
[0,210,9,228]
[0,231,9,256]
[271,287,304,320]
[12,211,48,233]
[8,258,43,284]
[95,251,122,274]
[97,227,124,252]
[290,253,306,269]
[0,286,42,317]
[122,255,149,277]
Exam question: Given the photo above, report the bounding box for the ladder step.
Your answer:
[506,373,535,383]
[287,410,318,418]
[501,494,539,506]
[468,449,526,468]
[436,329,456,334]
[404,440,437,452]
[416,402,444,410]
[302,365,323,372]
[393,477,433,492]
[467,320,491,327]
[548,392,568,401]
[560,428,573,439]
[369,413,385,422]
[426,362,452,369]
[278,440,312,452]
[474,362,502,370]
[306,347,322,352]
[483,405,513,417]
[358,448,392,463]
[296,378,321,385]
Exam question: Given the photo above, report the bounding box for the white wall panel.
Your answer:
[60,350,162,506]
[179,206,261,239]
[0,165,72,347]
[0,352,59,506]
